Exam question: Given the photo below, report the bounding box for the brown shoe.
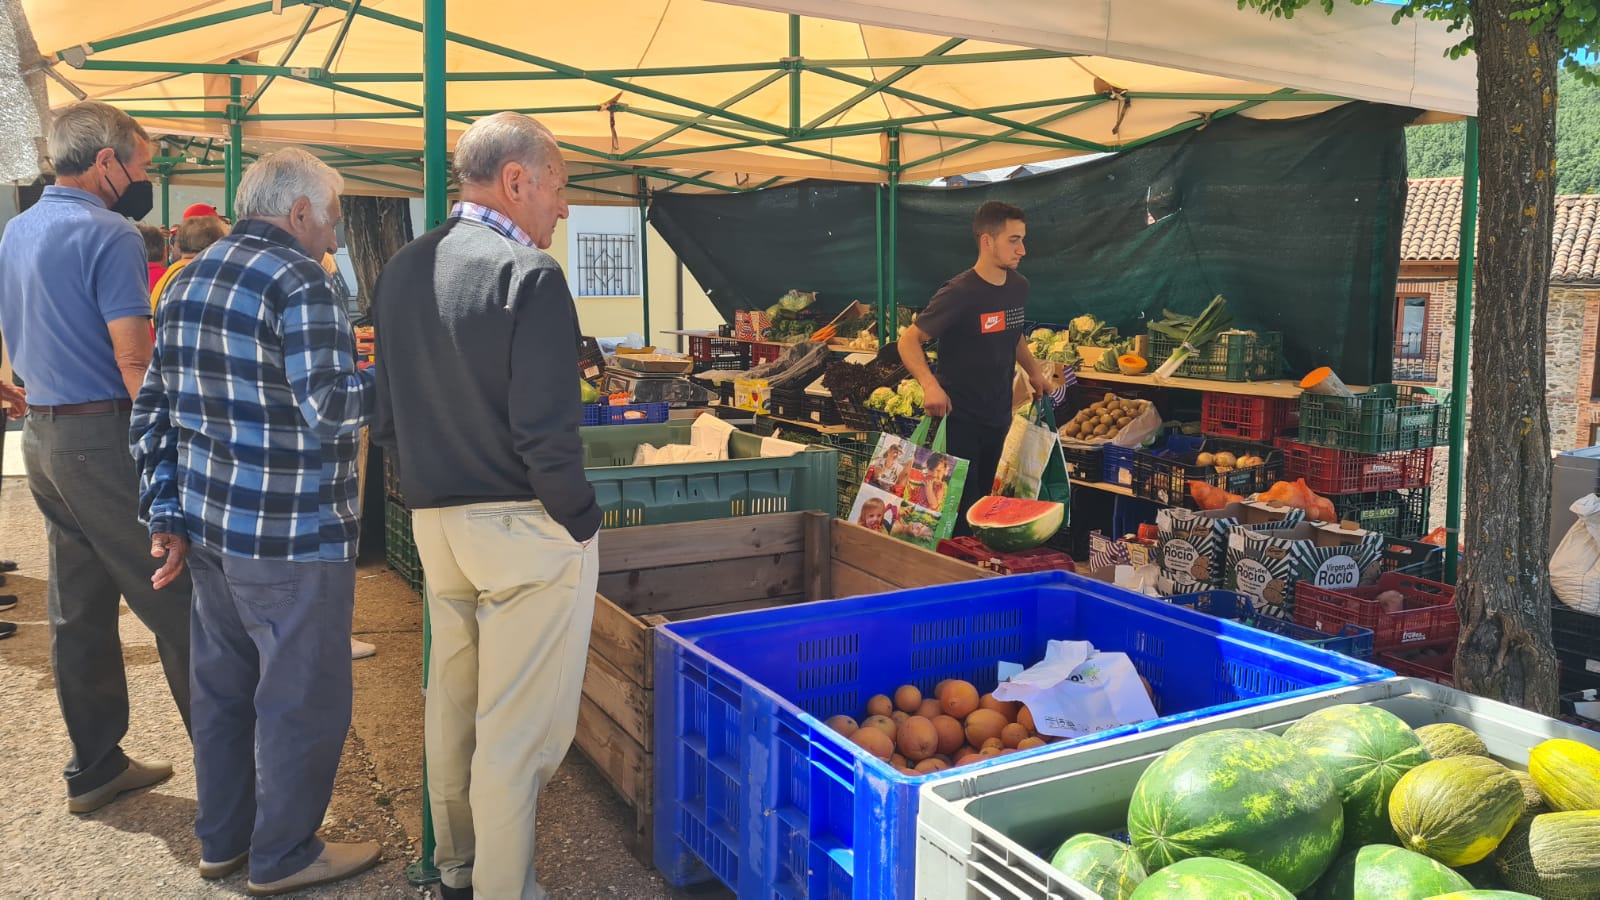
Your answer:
[199,850,249,879]
[67,758,173,814]
[245,841,381,896]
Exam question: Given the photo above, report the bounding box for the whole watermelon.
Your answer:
[1423,892,1541,899]
[1283,703,1430,845]
[1049,833,1146,900]
[1128,857,1293,899]
[1126,728,1344,893]
[1312,844,1472,899]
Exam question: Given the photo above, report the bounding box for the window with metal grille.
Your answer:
[575,233,638,297]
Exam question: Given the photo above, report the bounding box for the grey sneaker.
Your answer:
[0,621,14,640]
[245,841,381,896]
[0,595,15,612]
[67,757,173,814]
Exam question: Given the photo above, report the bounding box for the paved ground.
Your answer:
[0,461,725,899]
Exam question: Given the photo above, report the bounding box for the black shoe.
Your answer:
[0,595,14,613]
[0,560,17,572]
[0,622,15,640]
[439,884,472,900]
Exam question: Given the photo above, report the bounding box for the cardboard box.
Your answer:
[1088,531,1156,570]
[1156,501,1302,594]
[1226,520,1383,620]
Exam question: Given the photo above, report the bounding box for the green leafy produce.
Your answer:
[1151,295,1234,379]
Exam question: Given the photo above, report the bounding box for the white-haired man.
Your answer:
[132,146,379,894]
[372,112,598,899]
[0,99,193,815]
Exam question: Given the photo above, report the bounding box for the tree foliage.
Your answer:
[1407,67,1600,193]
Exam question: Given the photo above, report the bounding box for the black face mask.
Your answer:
[107,158,154,221]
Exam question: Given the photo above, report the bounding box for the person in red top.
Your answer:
[138,223,167,288]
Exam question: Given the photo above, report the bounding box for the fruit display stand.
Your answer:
[652,569,1387,899]
[577,511,995,864]
[915,677,1600,900]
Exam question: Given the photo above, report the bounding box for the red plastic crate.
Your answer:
[936,537,1076,576]
[1293,572,1458,653]
[749,343,784,365]
[1201,393,1296,441]
[1377,643,1455,686]
[1281,441,1434,495]
[687,334,750,370]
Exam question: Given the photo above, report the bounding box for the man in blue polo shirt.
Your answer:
[0,101,192,815]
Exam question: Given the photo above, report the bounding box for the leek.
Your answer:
[1152,295,1233,380]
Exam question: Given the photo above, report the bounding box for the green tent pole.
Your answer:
[409,0,446,887]
[887,128,901,336]
[875,183,885,341]
[1445,117,1478,584]
[225,75,242,218]
[639,185,651,340]
[422,0,448,229]
[160,175,169,229]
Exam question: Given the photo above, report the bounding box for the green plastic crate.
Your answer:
[1331,488,1431,540]
[1146,330,1283,381]
[821,430,882,518]
[1298,384,1450,453]
[581,422,838,528]
[384,497,423,593]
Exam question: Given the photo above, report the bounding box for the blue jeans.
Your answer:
[186,543,354,883]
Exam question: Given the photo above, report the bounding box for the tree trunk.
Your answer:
[1453,0,1560,713]
[340,196,414,315]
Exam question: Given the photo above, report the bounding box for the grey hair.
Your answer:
[235,147,344,223]
[453,112,559,186]
[48,101,150,176]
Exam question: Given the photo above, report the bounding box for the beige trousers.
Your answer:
[413,501,599,899]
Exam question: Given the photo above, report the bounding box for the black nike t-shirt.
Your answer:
[914,268,1028,428]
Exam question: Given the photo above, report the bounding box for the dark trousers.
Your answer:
[946,413,1009,537]
[23,409,193,796]
[187,543,354,883]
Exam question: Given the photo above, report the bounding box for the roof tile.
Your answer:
[1401,177,1600,283]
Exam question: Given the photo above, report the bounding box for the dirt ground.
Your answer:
[0,472,727,898]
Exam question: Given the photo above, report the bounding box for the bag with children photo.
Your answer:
[849,417,968,550]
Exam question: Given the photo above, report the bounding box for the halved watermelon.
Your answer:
[967,496,1064,552]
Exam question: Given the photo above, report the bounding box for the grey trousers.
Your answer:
[186,542,355,883]
[22,409,193,796]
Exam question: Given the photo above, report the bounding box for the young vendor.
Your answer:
[899,200,1049,533]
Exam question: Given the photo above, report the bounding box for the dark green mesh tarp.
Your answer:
[650,103,1417,384]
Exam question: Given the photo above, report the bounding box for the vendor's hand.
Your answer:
[923,384,953,417]
[150,533,190,590]
[1028,370,1051,401]
[0,382,26,419]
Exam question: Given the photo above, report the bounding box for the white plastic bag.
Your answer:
[1551,494,1600,615]
[992,640,1158,738]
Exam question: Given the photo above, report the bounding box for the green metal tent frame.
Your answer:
[44,0,1480,881]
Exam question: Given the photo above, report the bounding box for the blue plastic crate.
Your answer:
[1101,444,1135,487]
[603,401,670,425]
[653,571,1391,899]
[582,403,603,427]
[1169,589,1376,661]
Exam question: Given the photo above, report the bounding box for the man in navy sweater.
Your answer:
[371,112,600,900]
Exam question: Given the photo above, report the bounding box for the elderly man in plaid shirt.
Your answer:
[131,147,380,895]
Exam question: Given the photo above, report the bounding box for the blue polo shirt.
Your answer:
[0,186,151,406]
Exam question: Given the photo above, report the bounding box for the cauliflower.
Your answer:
[866,386,896,410]
[1070,315,1098,334]
[1030,327,1054,342]
[888,395,917,417]
[897,379,924,408]
[1047,335,1073,355]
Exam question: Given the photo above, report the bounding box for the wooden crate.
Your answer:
[576,511,993,864]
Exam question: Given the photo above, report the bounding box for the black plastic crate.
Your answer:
[770,386,809,421]
[1131,435,1282,509]
[836,400,878,432]
[1060,442,1104,482]
[1146,330,1283,382]
[1330,489,1430,540]
[383,453,403,502]
[1379,537,1442,575]
[1297,384,1450,454]
[577,335,605,380]
[687,334,751,371]
[802,394,839,426]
